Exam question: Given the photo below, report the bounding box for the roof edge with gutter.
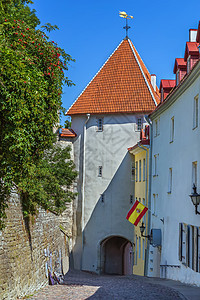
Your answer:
[150,60,200,120]
[128,39,158,107]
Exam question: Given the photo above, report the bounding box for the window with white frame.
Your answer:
[139,160,141,182]
[143,158,146,181]
[97,118,103,131]
[168,168,172,193]
[170,117,174,142]
[153,154,158,176]
[131,162,135,181]
[193,95,199,129]
[192,161,197,187]
[135,161,138,182]
[98,166,102,177]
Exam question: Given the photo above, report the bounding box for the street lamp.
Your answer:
[189,184,200,215]
[140,222,151,240]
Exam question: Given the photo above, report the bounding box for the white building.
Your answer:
[67,37,159,274]
[148,22,200,285]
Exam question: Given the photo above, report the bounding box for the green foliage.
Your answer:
[64,119,71,129]
[0,0,77,229]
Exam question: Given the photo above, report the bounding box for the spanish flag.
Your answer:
[126,200,148,226]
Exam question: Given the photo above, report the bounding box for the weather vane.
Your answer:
[119,11,134,39]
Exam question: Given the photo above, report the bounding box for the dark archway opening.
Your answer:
[100,236,133,275]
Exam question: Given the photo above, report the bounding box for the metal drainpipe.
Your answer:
[81,113,90,269]
[144,115,153,276]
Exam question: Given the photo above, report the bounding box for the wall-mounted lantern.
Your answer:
[189,184,200,215]
[139,222,151,240]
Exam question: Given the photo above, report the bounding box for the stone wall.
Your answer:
[0,138,75,300]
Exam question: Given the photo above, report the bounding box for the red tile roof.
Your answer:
[173,58,187,74]
[159,80,176,91]
[60,128,77,138]
[184,42,199,60]
[67,39,160,116]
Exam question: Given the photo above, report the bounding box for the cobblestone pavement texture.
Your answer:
[25,270,190,300]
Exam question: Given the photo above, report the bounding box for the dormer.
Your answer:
[184,42,199,73]
[139,125,150,145]
[173,58,187,85]
[159,80,176,103]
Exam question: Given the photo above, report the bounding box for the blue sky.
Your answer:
[31,0,200,125]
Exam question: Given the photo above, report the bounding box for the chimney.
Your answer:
[151,74,156,91]
[189,29,197,42]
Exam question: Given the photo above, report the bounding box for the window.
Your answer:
[152,194,158,216]
[98,166,102,177]
[170,117,174,142]
[97,118,103,131]
[135,161,138,182]
[142,239,145,260]
[143,158,146,181]
[168,168,172,193]
[139,237,141,259]
[139,160,141,182]
[130,195,133,204]
[153,154,158,176]
[101,193,105,203]
[135,236,138,265]
[131,162,135,181]
[193,95,199,129]
[136,118,142,131]
[192,161,197,187]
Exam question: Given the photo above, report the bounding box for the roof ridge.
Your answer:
[66,39,124,115]
[128,39,158,106]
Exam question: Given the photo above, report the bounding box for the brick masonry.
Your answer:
[0,138,75,300]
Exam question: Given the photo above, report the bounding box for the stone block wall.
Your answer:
[0,138,75,300]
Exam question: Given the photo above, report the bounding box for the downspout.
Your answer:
[144,115,153,276]
[81,113,90,269]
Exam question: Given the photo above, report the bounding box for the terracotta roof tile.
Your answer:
[67,39,159,116]
[60,128,77,138]
[184,42,199,60]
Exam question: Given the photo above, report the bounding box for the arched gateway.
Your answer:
[100,236,133,275]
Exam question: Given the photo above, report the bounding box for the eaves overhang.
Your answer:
[149,60,200,120]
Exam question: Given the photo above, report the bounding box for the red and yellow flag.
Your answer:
[126,200,148,226]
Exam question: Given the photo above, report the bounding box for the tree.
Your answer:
[0,0,77,228]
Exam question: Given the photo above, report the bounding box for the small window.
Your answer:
[131,162,135,181]
[136,118,142,131]
[101,193,105,202]
[142,239,145,260]
[143,158,145,181]
[153,154,158,176]
[139,237,141,259]
[170,117,174,142]
[193,95,199,129]
[135,161,138,182]
[192,161,197,187]
[98,166,102,177]
[168,168,172,193]
[130,195,133,204]
[139,160,141,182]
[97,118,103,131]
[154,118,160,137]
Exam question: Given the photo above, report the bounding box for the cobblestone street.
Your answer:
[25,270,194,300]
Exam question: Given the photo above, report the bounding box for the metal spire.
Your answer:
[119,11,134,39]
